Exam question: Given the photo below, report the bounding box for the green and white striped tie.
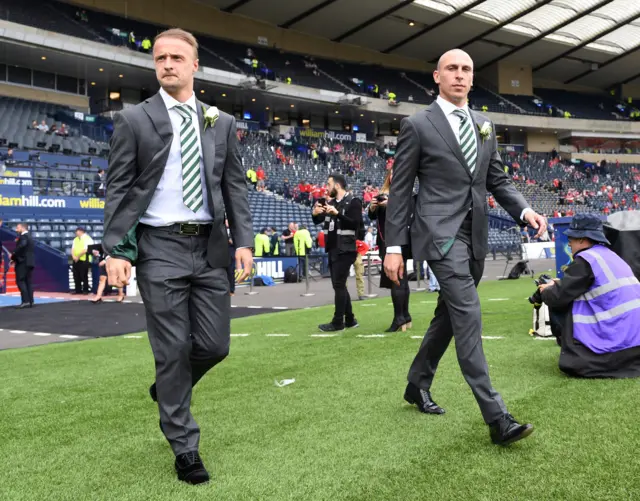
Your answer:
[174,104,203,213]
[453,109,476,174]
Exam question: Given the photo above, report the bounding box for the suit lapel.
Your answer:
[425,103,472,179]
[142,93,173,145]
[470,110,488,175]
[197,100,216,174]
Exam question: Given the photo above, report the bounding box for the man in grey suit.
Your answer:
[384,49,546,446]
[103,28,253,483]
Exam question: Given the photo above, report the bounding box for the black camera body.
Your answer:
[528,274,554,305]
[375,194,387,202]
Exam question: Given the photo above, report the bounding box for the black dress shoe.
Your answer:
[489,413,534,446]
[404,382,445,414]
[14,303,32,309]
[318,323,344,332]
[175,451,210,485]
[345,318,359,329]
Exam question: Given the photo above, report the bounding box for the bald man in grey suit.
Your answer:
[103,29,253,483]
[384,49,547,446]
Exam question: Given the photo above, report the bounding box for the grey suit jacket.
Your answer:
[103,92,253,268]
[385,102,529,261]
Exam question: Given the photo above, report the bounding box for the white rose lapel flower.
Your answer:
[202,105,219,131]
[478,121,492,142]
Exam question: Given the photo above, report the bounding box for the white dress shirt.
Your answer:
[140,87,213,227]
[386,95,530,254]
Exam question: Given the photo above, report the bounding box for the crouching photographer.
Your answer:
[537,214,640,379]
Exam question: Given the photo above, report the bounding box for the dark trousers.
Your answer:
[136,226,230,456]
[329,250,357,326]
[548,307,567,346]
[391,260,411,326]
[407,223,507,424]
[16,264,34,304]
[72,260,90,293]
[228,246,236,293]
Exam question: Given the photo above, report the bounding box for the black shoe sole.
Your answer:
[492,424,534,446]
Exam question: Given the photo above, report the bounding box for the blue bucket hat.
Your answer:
[564,213,610,245]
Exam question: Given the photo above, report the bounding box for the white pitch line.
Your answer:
[361,304,377,307]
[420,300,436,304]
[266,333,290,337]
[357,334,387,338]
[33,333,52,337]
[59,335,79,339]
[10,330,26,334]
[482,336,504,340]
[534,337,557,341]
[123,335,143,339]
[488,298,509,301]
[311,333,339,337]
[231,333,250,337]
[410,336,423,339]
[272,306,288,310]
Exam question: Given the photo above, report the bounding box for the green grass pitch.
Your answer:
[1,279,639,501]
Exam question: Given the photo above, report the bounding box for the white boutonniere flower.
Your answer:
[203,105,219,131]
[478,121,492,142]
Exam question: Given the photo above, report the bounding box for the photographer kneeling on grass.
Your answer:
[538,213,640,378]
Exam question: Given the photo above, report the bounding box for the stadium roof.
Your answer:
[205,0,640,88]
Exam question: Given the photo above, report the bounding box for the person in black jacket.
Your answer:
[312,173,363,332]
[369,169,412,332]
[10,222,35,309]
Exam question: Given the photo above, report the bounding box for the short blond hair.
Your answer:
[154,28,199,59]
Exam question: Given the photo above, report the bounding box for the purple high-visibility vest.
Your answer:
[572,245,640,354]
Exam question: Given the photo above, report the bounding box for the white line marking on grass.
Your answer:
[10,330,26,334]
[59,335,79,339]
[272,306,288,310]
[266,333,290,337]
[311,334,339,337]
[488,298,509,301]
[410,336,423,339]
[231,333,250,337]
[123,335,143,339]
[420,300,436,304]
[482,336,504,340]
[357,334,387,338]
[534,337,557,341]
[496,276,507,279]
[33,333,51,337]
[361,304,377,307]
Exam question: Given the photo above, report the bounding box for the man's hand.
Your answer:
[369,198,378,211]
[378,197,388,207]
[72,256,78,263]
[235,248,253,283]
[383,254,404,286]
[538,282,554,292]
[523,210,548,239]
[312,203,325,216]
[106,257,132,288]
[325,205,339,216]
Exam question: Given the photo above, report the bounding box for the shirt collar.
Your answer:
[159,87,197,114]
[436,95,470,118]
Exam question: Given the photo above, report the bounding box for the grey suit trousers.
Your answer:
[408,222,507,424]
[136,226,231,455]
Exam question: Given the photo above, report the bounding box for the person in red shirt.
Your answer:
[256,166,265,181]
[603,206,610,215]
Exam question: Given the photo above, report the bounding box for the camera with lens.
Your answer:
[528,274,554,305]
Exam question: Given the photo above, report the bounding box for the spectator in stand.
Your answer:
[246,167,257,190]
[297,180,310,205]
[282,178,292,200]
[95,169,106,197]
[37,120,49,132]
[282,222,296,256]
[256,166,266,192]
[270,227,280,256]
[71,227,93,295]
[364,227,375,249]
[29,120,38,129]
